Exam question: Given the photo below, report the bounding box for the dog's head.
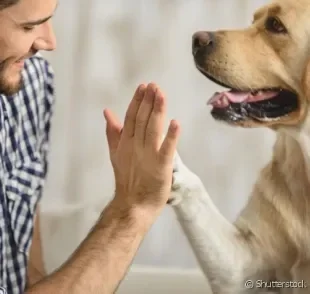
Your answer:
[193,0,310,129]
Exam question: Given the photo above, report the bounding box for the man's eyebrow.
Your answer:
[19,2,58,26]
[20,15,53,26]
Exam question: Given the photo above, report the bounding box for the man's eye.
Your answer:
[265,17,287,34]
[23,26,35,32]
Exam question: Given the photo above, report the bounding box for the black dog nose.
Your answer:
[192,31,214,55]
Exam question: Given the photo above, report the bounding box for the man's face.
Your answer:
[0,0,57,96]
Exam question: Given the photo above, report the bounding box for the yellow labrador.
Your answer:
[170,0,310,293]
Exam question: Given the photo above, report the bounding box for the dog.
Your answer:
[169,0,310,293]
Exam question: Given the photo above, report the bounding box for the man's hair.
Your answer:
[0,0,19,10]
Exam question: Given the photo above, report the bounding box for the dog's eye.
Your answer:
[265,17,287,34]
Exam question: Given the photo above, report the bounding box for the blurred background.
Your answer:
[39,0,276,291]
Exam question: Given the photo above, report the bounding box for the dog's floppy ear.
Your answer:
[301,58,310,101]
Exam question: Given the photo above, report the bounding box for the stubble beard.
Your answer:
[0,59,24,96]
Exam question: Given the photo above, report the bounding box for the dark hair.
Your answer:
[0,0,19,10]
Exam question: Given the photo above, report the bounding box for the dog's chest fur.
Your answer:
[263,133,310,290]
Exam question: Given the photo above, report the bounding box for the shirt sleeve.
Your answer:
[34,55,56,199]
[41,58,55,178]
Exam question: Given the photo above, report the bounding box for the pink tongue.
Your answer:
[224,91,250,103]
[207,91,249,105]
[207,90,279,106]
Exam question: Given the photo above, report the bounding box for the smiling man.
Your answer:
[0,0,181,293]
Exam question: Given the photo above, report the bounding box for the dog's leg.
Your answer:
[169,153,267,293]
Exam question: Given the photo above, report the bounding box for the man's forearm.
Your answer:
[25,199,154,294]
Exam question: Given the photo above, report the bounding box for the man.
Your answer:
[0,0,181,293]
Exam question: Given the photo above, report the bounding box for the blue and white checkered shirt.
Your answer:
[0,55,54,293]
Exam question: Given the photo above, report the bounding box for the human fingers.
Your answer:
[158,120,181,164]
[121,83,147,140]
[134,83,157,148]
[144,87,167,151]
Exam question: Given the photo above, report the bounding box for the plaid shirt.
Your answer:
[0,55,54,293]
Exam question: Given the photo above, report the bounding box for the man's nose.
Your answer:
[33,22,57,52]
[192,31,215,56]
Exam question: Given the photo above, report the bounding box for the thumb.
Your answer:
[103,108,123,153]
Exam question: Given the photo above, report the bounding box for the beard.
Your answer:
[0,58,24,96]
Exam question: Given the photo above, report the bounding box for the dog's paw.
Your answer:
[168,151,204,206]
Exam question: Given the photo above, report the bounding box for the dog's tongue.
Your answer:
[207,90,279,108]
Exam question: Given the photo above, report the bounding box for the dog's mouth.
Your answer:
[199,69,299,123]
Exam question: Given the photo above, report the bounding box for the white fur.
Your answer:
[170,153,296,294]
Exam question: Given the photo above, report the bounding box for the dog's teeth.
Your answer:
[222,96,229,107]
[213,96,230,108]
[251,90,265,96]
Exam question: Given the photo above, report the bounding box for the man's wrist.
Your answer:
[103,196,160,232]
